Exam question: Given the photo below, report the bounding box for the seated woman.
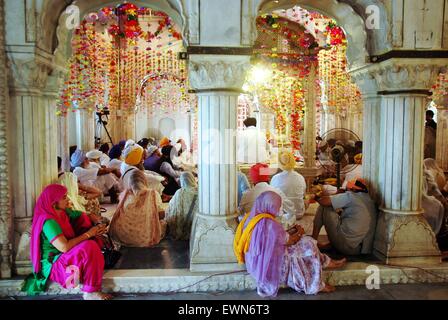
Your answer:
[157,145,182,201]
[110,170,166,247]
[22,184,112,300]
[424,158,447,193]
[234,191,345,298]
[422,169,446,237]
[166,172,198,240]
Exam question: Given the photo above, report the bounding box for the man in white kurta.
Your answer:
[237,117,269,164]
[270,150,307,219]
[120,144,165,195]
[71,149,120,197]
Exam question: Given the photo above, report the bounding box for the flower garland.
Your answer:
[318,45,361,115]
[431,72,448,104]
[325,21,345,46]
[56,5,189,116]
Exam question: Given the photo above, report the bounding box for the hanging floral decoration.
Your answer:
[431,72,448,104]
[57,4,191,117]
[325,21,345,46]
[318,45,362,115]
[241,6,359,155]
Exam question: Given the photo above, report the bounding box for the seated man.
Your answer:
[121,144,165,195]
[239,163,296,228]
[71,149,121,203]
[270,150,307,219]
[86,150,105,169]
[311,178,377,256]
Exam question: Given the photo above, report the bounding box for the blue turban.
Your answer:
[70,149,86,168]
[109,144,122,160]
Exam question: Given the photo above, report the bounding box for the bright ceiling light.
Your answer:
[250,65,272,85]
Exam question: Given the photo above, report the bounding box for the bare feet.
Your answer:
[320,284,336,293]
[83,292,113,300]
[325,258,347,270]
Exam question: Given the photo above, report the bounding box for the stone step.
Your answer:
[1,262,448,297]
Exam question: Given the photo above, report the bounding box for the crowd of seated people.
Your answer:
[23,136,200,300]
[25,135,448,300]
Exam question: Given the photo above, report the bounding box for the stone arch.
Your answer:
[256,0,382,71]
[41,0,187,72]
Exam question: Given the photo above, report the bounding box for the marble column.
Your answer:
[0,0,12,279]
[360,60,447,265]
[351,69,382,202]
[299,65,321,192]
[434,96,448,171]
[6,52,61,275]
[188,54,250,272]
[75,109,95,151]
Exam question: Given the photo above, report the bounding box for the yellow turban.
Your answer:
[278,150,296,171]
[124,145,144,166]
[159,137,171,148]
[354,153,362,164]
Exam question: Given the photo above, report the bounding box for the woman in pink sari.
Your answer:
[22,184,112,300]
[235,191,345,298]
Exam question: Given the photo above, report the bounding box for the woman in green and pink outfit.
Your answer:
[22,184,112,300]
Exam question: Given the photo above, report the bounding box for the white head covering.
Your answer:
[58,172,87,212]
[70,149,86,168]
[86,150,103,160]
[147,145,158,157]
[180,172,197,189]
[124,139,136,149]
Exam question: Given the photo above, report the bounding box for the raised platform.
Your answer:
[1,262,448,297]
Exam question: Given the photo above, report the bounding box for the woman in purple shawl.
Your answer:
[22,184,112,300]
[243,191,345,297]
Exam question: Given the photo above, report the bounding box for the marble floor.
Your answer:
[101,201,376,270]
[6,284,448,300]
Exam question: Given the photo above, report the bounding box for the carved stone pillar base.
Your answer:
[0,244,12,279]
[190,214,245,272]
[373,210,441,266]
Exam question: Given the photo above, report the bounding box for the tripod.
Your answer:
[95,112,114,146]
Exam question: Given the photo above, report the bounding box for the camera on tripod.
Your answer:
[95,108,113,146]
[96,109,110,126]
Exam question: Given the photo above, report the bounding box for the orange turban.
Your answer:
[159,137,171,148]
[124,145,144,166]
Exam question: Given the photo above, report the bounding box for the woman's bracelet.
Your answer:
[85,232,91,239]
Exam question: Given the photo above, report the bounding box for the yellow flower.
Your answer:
[272,23,279,29]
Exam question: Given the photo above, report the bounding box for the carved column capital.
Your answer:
[7,55,52,95]
[352,59,448,94]
[188,55,251,91]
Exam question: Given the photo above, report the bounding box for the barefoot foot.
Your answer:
[325,258,347,270]
[320,284,336,293]
[83,292,113,300]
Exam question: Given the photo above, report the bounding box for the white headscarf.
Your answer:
[124,139,136,149]
[58,172,87,212]
[180,172,197,189]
